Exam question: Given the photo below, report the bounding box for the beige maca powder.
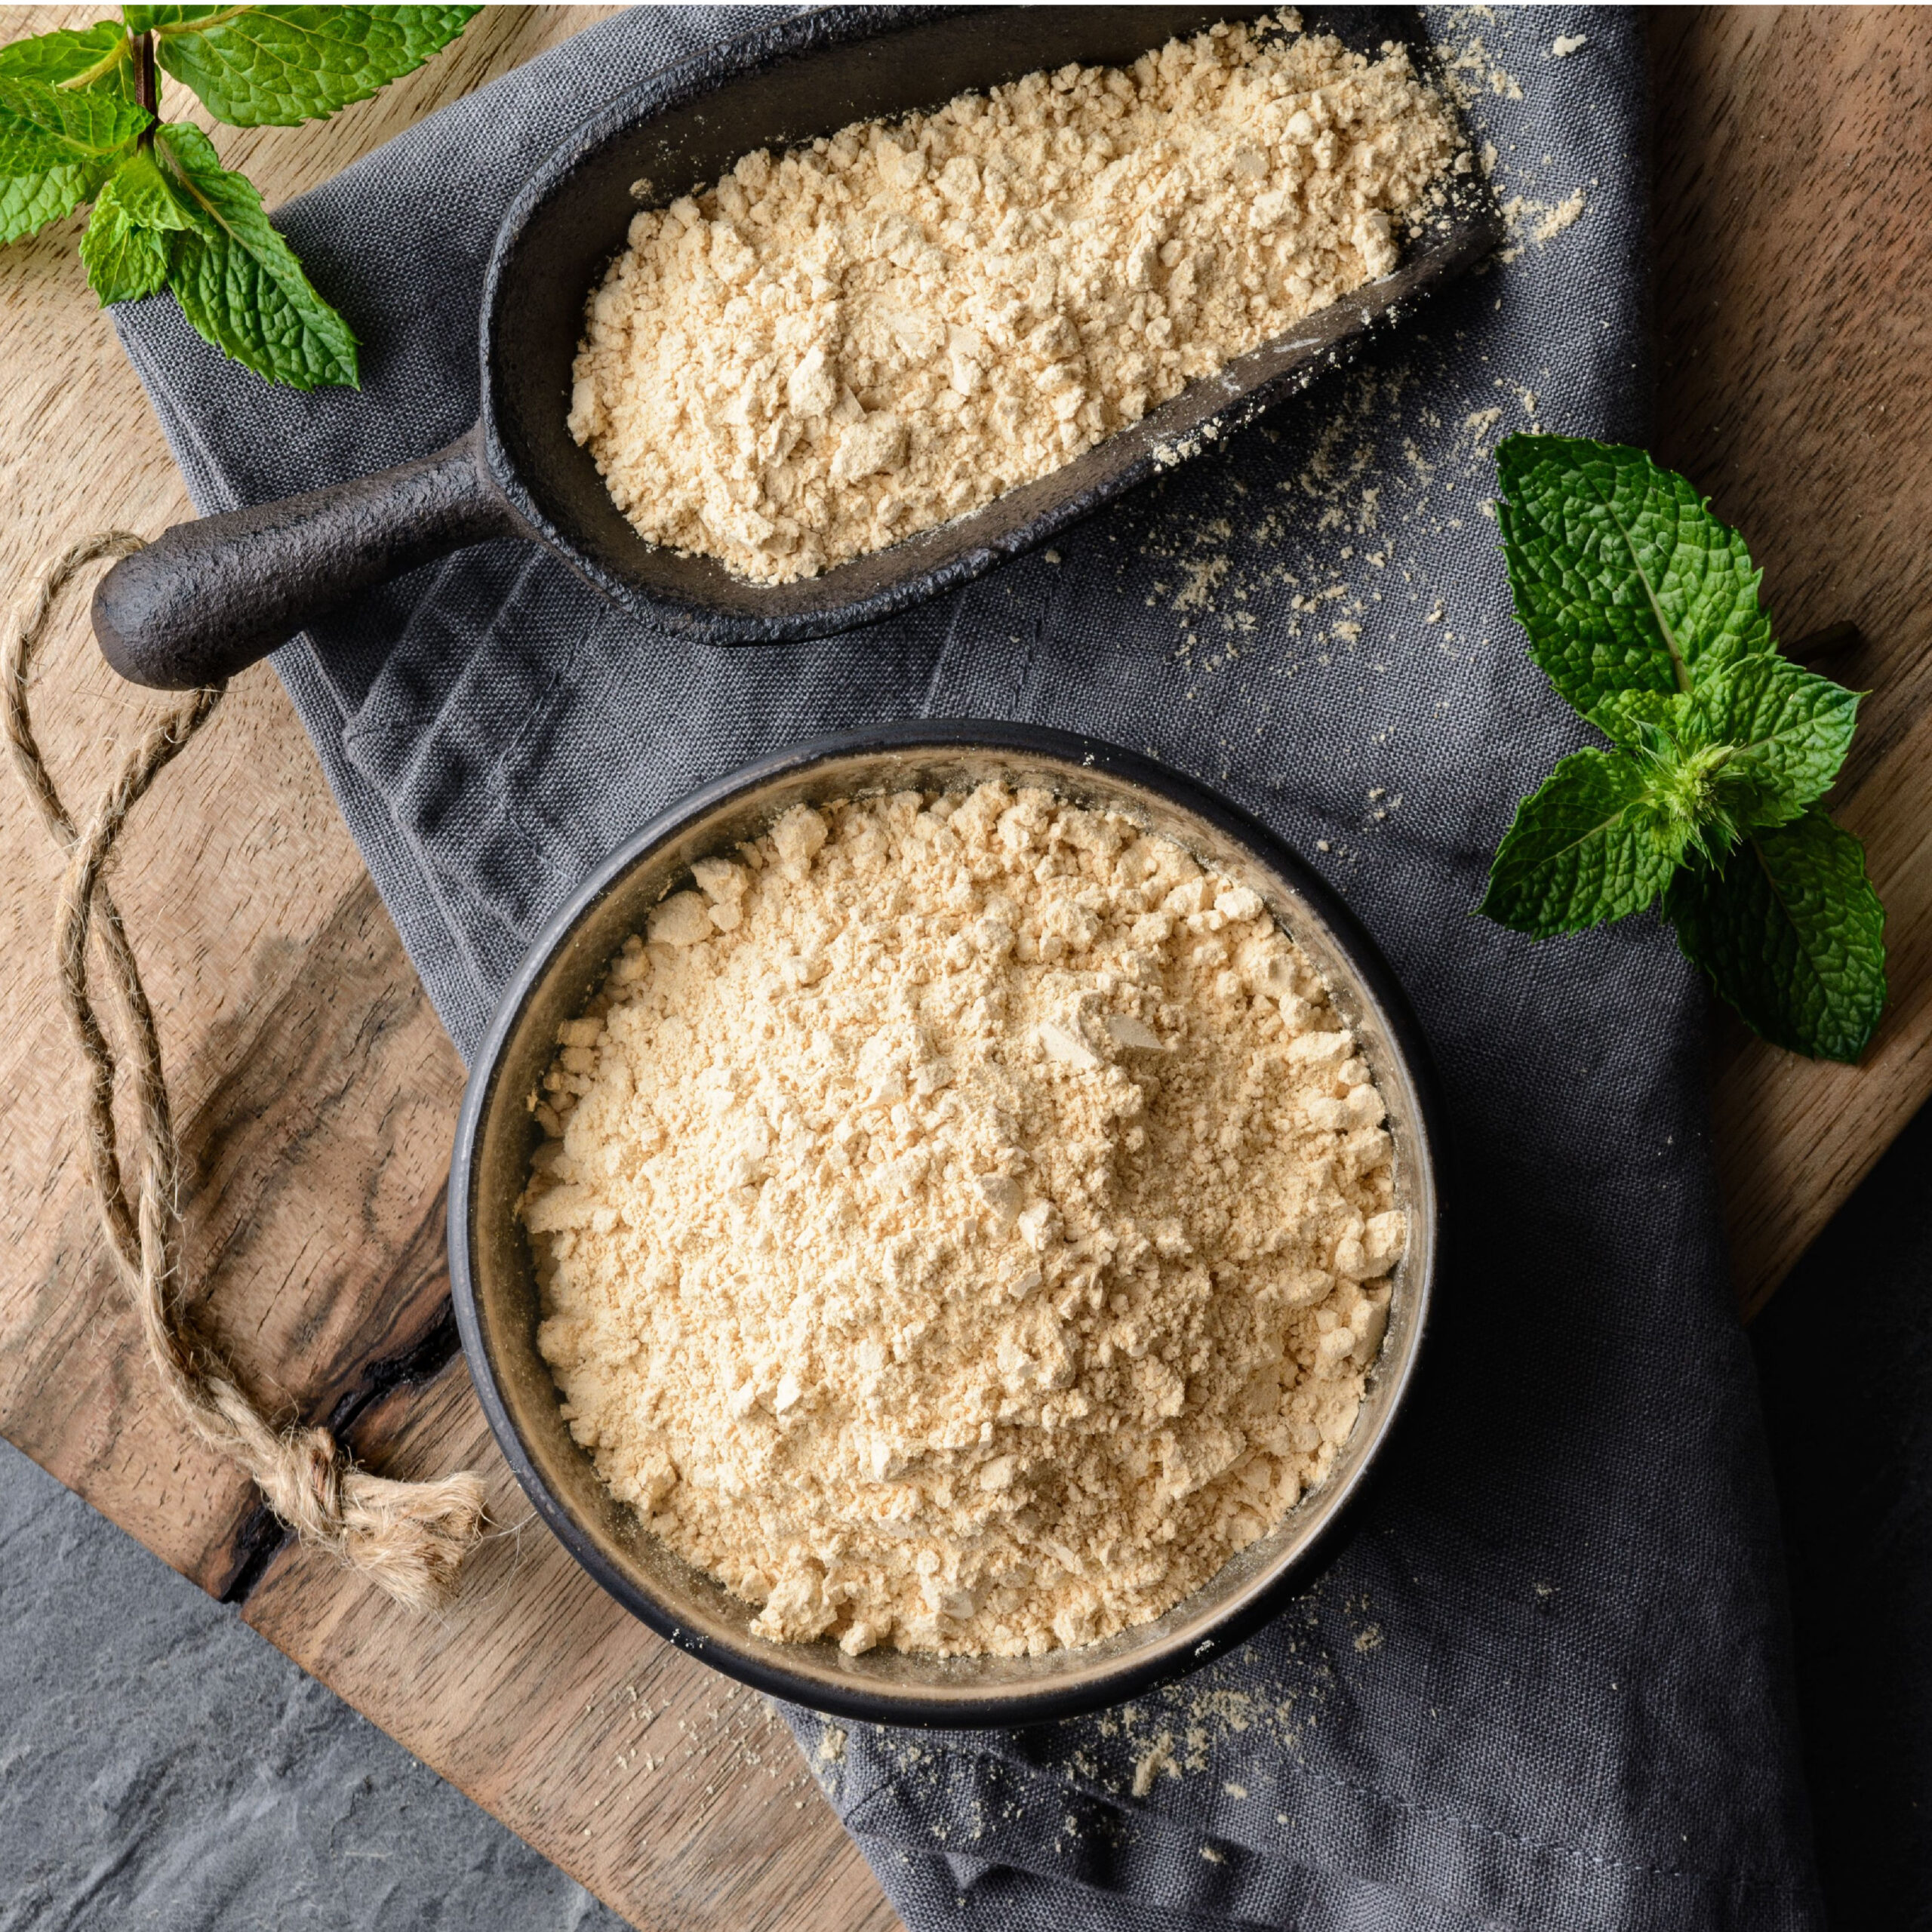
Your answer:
[521,784,1405,1659]
[568,15,1463,582]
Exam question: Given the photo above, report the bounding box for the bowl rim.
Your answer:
[448,720,1447,1726]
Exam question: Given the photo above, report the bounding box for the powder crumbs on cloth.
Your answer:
[568,14,1463,582]
[521,785,1406,1659]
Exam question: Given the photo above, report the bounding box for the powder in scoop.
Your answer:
[568,16,1463,582]
[522,785,1404,1658]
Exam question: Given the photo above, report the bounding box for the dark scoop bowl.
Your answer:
[93,5,1500,689]
[448,722,1446,1727]
[488,2,1499,641]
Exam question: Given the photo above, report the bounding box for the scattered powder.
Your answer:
[1134,1733,1177,1797]
[568,16,1463,582]
[1441,35,1524,106]
[1533,191,1586,243]
[1497,189,1589,260]
[523,784,1404,1658]
[1173,553,1233,613]
[1549,33,1589,59]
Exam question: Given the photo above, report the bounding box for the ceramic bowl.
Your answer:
[448,721,1444,1725]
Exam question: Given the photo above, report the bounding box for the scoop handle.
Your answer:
[91,423,522,690]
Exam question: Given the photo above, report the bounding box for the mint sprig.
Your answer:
[0,5,477,388]
[1481,436,1886,1063]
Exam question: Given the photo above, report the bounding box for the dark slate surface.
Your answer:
[1753,1100,1932,1932]
[0,1439,627,1932]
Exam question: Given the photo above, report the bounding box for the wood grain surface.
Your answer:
[0,8,1924,1927]
[1651,8,1932,1314]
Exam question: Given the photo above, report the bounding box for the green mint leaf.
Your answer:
[1664,806,1885,1062]
[79,196,168,302]
[0,73,150,174]
[0,58,147,244]
[0,23,137,98]
[1694,652,1860,831]
[98,142,198,229]
[78,148,196,303]
[0,162,107,244]
[1478,748,1685,937]
[1495,435,1775,714]
[155,122,358,387]
[137,5,478,128]
[1586,688,1696,751]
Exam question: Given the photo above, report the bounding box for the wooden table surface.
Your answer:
[2,10,1927,1927]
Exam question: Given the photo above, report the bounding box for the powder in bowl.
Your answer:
[567,14,1463,583]
[520,783,1405,1659]
[521,788,1414,1661]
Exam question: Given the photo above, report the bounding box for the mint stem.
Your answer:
[136,31,155,145]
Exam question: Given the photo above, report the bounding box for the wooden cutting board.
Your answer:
[2,10,1926,1928]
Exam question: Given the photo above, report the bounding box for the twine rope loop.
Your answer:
[4,534,485,1611]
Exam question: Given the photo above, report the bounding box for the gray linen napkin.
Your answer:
[115,8,1824,1928]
